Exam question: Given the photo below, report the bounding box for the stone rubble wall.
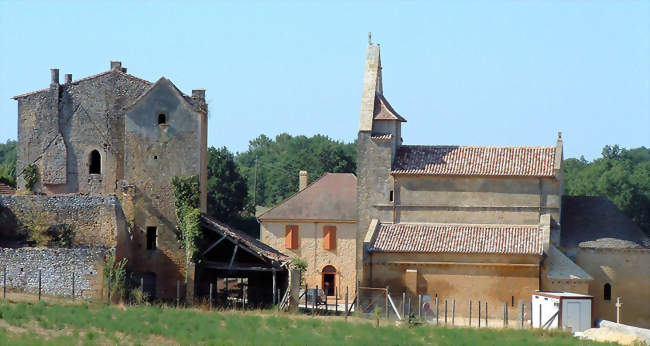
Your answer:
[0,194,126,248]
[0,246,108,299]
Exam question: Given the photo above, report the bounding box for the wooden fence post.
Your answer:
[3,266,6,300]
[521,303,524,328]
[176,280,180,308]
[478,300,481,328]
[209,283,214,309]
[452,299,455,326]
[345,286,348,317]
[272,269,276,305]
[38,270,41,301]
[107,275,111,304]
[469,300,472,327]
[72,272,75,300]
[335,287,338,314]
[140,276,144,302]
[435,296,439,325]
[485,301,488,327]
[305,283,309,312]
[385,286,389,320]
[402,292,406,319]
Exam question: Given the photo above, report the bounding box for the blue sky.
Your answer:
[1,1,648,160]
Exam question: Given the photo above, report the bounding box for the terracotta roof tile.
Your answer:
[258,173,357,221]
[370,223,543,255]
[0,183,15,195]
[393,145,556,176]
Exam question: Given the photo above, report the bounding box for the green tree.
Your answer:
[0,140,17,187]
[207,146,251,222]
[564,146,650,235]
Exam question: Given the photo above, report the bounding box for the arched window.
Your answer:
[89,150,101,174]
[158,113,167,125]
[604,283,611,301]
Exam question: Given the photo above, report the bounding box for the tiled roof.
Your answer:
[369,223,543,255]
[258,173,357,221]
[371,134,393,141]
[373,94,406,122]
[0,183,15,195]
[392,145,556,176]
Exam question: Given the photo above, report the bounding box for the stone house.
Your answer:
[9,62,208,299]
[355,42,649,326]
[259,171,357,297]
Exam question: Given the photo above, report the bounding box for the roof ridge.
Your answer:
[400,144,555,149]
[257,172,331,219]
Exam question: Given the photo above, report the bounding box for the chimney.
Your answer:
[110,61,122,71]
[121,67,127,73]
[64,74,72,84]
[50,69,59,85]
[299,171,308,191]
[192,89,206,102]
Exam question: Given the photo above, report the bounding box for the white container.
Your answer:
[532,291,592,332]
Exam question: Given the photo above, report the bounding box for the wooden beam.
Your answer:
[200,234,227,257]
[200,262,279,272]
[202,225,272,264]
[228,244,239,269]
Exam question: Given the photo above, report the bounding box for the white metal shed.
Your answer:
[532,291,592,332]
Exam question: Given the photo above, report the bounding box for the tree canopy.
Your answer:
[0,140,16,187]
[564,145,650,235]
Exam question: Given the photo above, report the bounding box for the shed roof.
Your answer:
[392,145,557,177]
[373,94,406,122]
[201,215,289,263]
[369,223,543,255]
[0,183,15,195]
[258,173,357,222]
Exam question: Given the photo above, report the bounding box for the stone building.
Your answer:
[259,172,357,297]
[10,62,208,299]
[355,41,650,326]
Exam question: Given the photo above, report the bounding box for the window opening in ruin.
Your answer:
[389,190,394,202]
[154,155,158,160]
[158,113,167,125]
[604,283,611,301]
[89,150,101,174]
[146,227,157,250]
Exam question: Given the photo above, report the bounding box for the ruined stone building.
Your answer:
[259,171,357,296]
[6,62,208,299]
[356,42,650,327]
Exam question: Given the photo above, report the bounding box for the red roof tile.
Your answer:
[370,223,543,255]
[392,145,556,176]
[0,183,15,195]
[371,134,393,141]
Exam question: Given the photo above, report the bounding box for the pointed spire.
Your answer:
[359,39,383,132]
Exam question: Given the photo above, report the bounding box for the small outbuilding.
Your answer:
[532,291,593,332]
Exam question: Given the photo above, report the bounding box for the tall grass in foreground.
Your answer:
[0,301,614,345]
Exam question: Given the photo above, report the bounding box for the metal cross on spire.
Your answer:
[368,32,372,45]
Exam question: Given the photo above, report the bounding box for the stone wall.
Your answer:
[0,194,127,248]
[0,246,107,299]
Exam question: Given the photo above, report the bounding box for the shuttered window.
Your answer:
[285,225,299,249]
[323,226,336,250]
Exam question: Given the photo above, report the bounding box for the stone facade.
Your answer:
[0,246,107,299]
[12,62,208,299]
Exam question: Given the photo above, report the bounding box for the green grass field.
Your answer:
[0,301,614,345]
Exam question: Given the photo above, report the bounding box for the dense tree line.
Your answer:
[564,145,650,235]
[0,140,16,187]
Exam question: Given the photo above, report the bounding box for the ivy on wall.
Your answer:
[172,175,202,283]
[23,163,38,192]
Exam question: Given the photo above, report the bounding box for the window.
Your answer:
[89,150,101,174]
[389,190,394,202]
[604,283,611,301]
[158,113,167,125]
[285,225,298,249]
[323,226,336,250]
[512,296,515,307]
[146,227,157,250]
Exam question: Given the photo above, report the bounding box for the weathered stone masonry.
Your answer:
[0,246,108,298]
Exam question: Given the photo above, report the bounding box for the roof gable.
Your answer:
[124,77,199,113]
[258,173,357,221]
[393,145,556,177]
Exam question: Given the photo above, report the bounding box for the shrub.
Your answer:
[104,250,128,303]
[22,163,38,192]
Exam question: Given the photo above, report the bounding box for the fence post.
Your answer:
[140,276,144,302]
[521,303,524,328]
[478,300,481,328]
[436,296,439,325]
[209,283,214,309]
[3,266,6,300]
[240,278,244,309]
[469,300,472,327]
[38,270,41,301]
[276,288,280,311]
[335,286,338,314]
[402,292,406,319]
[531,302,533,327]
[107,275,111,304]
[539,304,542,329]
[385,286,389,320]
[506,302,509,326]
[444,300,448,325]
[407,297,411,318]
[345,286,348,317]
[305,283,309,312]
[315,285,319,315]
[312,285,316,316]
[325,288,328,314]
[356,280,360,312]
[72,272,75,300]
[418,294,422,319]
[452,299,455,325]
[503,302,508,327]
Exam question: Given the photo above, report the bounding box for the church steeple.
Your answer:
[359,38,383,132]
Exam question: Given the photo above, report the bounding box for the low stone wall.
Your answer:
[0,246,108,299]
[0,194,126,247]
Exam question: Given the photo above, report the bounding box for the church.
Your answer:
[355,41,650,326]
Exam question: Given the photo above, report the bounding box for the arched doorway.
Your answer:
[321,265,336,297]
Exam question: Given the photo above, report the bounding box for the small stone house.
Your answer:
[9,62,208,299]
[259,172,357,297]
